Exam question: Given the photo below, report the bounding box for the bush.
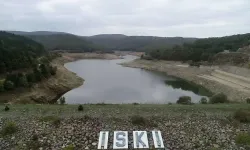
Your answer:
[3,80,14,90]
[49,66,57,75]
[177,96,192,105]
[246,98,250,104]
[4,106,10,111]
[1,121,18,136]
[234,109,250,123]
[200,97,208,104]
[131,115,146,126]
[59,97,66,105]
[235,133,250,145]
[63,144,75,150]
[78,105,83,111]
[0,81,4,92]
[189,61,200,67]
[209,93,228,104]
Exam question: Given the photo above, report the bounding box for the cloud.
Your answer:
[0,0,249,37]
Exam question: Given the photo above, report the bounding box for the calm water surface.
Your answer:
[63,55,210,104]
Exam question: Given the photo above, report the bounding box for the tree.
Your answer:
[0,81,4,92]
[39,64,50,78]
[0,62,6,74]
[17,73,28,87]
[59,97,66,104]
[26,72,36,83]
[33,67,42,82]
[3,80,14,90]
[49,66,57,75]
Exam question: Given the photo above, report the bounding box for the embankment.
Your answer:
[121,59,250,102]
[0,53,119,104]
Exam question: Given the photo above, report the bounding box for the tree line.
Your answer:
[0,31,59,93]
[147,33,250,62]
[0,63,57,92]
[0,31,46,73]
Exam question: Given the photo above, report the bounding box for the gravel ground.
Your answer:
[0,104,250,150]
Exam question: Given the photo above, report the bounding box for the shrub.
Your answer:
[177,96,192,105]
[1,121,18,136]
[200,97,208,104]
[63,144,75,150]
[168,102,172,105]
[234,109,250,123]
[3,80,14,90]
[78,105,83,111]
[189,61,200,67]
[235,133,250,145]
[133,102,139,105]
[39,116,61,124]
[209,93,228,104]
[0,81,4,92]
[4,106,10,111]
[59,97,66,105]
[246,98,250,104]
[131,115,146,126]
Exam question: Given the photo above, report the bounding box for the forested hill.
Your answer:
[148,33,250,62]
[0,31,46,73]
[85,34,197,51]
[7,31,197,52]
[7,31,99,52]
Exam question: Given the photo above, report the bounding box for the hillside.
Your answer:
[148,33,250,62]
[0,31,46,73]
[85,34,197,51]
[7,31,197,52]
[7,31,100,52]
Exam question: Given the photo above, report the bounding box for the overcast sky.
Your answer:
[1,0,249,38]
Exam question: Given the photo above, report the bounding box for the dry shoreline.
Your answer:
[121,59,250,102]
[0,53,120,104]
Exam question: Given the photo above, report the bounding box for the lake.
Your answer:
[63,55,210,104]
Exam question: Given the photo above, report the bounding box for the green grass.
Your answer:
[235,133,250,145]
[39,115,61,126]
[1,121,18,136]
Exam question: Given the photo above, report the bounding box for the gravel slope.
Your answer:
[0,104,249,150]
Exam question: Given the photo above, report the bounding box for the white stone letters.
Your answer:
[113,131,128,149]
[152,131,164,148]
[133,131,149,148]
[98,130,164,149]
[97,131,109,149]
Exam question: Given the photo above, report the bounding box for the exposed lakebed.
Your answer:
[63,55,210,104]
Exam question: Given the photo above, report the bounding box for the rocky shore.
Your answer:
[0,104,249,150]
[121,59,250,102]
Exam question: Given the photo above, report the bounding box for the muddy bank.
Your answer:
[121,59,250,102]
[0,53,122,104]
[61,52,120,62]
[0,59,83,104]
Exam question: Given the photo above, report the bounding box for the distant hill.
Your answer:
[148,33,250,62]
[8,31,100,52]
[0,31,46,72]
[7,31,197,52]
[7,31,68,36]
[85,34,197,52]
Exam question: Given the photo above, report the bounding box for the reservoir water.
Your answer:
[63,55,210,104]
